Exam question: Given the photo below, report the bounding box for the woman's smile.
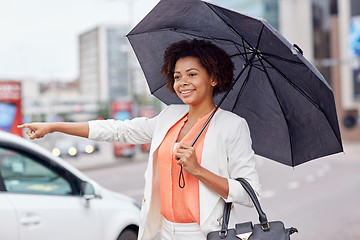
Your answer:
[179,89,196,97]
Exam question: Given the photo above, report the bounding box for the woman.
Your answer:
[18,39,261,240]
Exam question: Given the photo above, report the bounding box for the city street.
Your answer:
[81,142,360,240]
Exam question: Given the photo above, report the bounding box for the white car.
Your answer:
[0,131,140,240]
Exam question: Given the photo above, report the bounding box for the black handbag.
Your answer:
[207,178,298,240]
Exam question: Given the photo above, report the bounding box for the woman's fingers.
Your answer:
[17,124,28,129]
[175,143,197,168]
[18,123,46,139]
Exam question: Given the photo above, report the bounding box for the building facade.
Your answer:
[79,25,131,103]
[280,0,360,140]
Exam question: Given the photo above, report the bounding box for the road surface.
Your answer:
[84,143,360,239]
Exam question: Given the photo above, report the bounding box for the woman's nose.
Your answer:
[179,76,189,85]
[180,80,189,86]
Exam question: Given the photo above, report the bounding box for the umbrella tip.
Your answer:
[292,44,303,55]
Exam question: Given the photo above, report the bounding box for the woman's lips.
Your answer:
[180,89,195,97]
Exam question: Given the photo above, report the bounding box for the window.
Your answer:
[0,147,72,196]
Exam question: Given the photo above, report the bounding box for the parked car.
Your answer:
[0,131,140,240]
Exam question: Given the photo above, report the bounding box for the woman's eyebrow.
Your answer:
[186,68,199,72]
[174,68,199,74]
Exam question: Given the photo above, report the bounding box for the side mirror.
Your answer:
[80,181,100,201]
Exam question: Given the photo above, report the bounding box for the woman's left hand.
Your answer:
[174,143,201,176]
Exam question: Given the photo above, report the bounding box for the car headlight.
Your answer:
[85,144,95,154]
[68,147,77,156]
[52,148,61,157]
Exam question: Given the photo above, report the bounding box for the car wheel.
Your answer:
[117,229,137,240]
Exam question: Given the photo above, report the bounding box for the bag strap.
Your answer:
[219,202,232,237]
[220,178,270,234]
[236,178,269,229]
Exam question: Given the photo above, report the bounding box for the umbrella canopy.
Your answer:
[127,0,343,167]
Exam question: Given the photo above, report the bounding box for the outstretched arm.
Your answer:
[18,122,89,139]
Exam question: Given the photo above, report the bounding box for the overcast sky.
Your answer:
[0,0,159,81]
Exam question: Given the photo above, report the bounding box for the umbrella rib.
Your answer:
[231,64,254,112]
[150,82,167,95]
[261,57,320,109]
[126,27,170,37]
[258,57,295,165]
[171,28,258,65]
[205,2,266,60]
[255,25,265,50]
[170,28,250,50]
[203,2,305,79]
[242,38,249,62]
[252,64,266,72]
[233,38,252,62]
[262,58,343,150]
[261,52,304,66]
[230,52,252,58]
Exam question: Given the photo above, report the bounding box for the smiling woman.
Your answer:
[17,39,261,240]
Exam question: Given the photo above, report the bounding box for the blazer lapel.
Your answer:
[199,109,223,226]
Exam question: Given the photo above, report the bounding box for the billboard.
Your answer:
[0,82,22,136]
[350,15,360,100]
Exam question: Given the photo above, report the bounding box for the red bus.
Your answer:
[111,100,136,158]
[0,82,22,137]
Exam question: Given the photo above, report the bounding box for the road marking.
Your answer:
[305,175,315,183]
[316,164,330,177]
[287,181,300,190]
[262,190,276,198]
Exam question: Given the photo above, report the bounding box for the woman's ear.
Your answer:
[211,78,218,87]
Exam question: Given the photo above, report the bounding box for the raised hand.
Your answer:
[17,123,53,139]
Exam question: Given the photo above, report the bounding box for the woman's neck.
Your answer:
[187,102,216,122]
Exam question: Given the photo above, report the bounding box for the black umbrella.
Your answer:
[126,0,343,167]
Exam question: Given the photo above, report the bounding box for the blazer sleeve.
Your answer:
[88,116,157,144]
[223,117,261,207]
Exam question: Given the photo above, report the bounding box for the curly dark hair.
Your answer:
[160,39,234,96]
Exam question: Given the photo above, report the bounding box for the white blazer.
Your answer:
[88,105,261,240]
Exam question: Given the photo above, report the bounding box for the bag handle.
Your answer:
[236,178,269,228]
[220,178,269,235]
[219,202,232,237]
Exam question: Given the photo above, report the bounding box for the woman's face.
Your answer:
[173,56,217,107]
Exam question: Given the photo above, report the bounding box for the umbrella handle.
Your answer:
[179,166,185,188]
[177,107,219,189]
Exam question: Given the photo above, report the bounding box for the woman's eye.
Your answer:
[189,73,197,77]
[174,75,180,80]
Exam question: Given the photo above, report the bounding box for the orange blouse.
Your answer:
[158,110,214,224]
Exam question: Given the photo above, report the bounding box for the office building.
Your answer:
[79,25,132,103]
